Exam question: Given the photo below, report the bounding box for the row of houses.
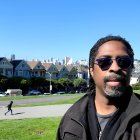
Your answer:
[0,57,89,80]
[1,56,140,85]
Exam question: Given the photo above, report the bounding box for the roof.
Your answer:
[66,65,75,72]
[26,61,39,69]
[0,57,5,61]
[42,63,53,70]
[10,60,23,68]
[55,65,65,71]
[76,65,88,73]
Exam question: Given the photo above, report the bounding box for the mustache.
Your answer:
[104,74,125,83]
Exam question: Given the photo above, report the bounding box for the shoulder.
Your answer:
[57,93,90,139]
[65,93,89,116]
[60,92,91,124]
[58,89,94,126]
[65,89,95,117]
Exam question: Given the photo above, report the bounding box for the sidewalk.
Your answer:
[0,104,72,120]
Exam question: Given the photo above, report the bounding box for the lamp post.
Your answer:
[46,72,52,94]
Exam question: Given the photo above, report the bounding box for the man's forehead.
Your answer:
[96,41,128,56]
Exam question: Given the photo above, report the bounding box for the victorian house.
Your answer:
[10,60,31,78]
[0,57,13,77]
[27,60,46,78]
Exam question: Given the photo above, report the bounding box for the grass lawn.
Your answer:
[0,117,61,140]
[134,90,140,94]
[0,93,84,101]
[0,94,83,139]
[0,93,85,107]
[0,94,53,101]
[15,94,84,107]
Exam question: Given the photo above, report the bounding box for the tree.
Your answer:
[30,77,46,88]
[7,77,23,89]
[0,77,8,91]
[132,83,140,90]
[30,77,49,93]
[73,78,87,92]
[58,78,73,92]
[20,79,31,95]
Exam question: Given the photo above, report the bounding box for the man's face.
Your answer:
[90,41,132,98]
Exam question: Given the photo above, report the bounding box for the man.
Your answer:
[56,35,140,140]
[5,101,13,115]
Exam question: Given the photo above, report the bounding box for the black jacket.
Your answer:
[56,88,140,140]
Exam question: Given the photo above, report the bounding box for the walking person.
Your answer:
[56,35,140,140]
[5,101,13,115]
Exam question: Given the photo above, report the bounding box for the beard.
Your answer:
[104,84,125,98]
[103,73,127,98]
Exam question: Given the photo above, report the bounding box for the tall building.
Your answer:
[64,56,73,65]
[11,54,15,61]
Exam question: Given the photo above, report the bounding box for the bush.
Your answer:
[132,83,140,90]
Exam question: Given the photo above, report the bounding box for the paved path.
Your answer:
[0,104,72,120]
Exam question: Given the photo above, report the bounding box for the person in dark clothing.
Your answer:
[5,101,13,115]
[56,35,140,140]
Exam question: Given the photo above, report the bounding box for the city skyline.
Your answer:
[0,1,140,61]
[2,54,88,66]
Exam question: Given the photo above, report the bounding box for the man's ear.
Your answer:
[90,67,94,76]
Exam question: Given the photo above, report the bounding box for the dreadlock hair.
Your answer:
[88,35,134,91]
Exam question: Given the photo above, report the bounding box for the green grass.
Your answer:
[0,117,61,140]
[133,90,140,94]
[0,94,84,139]
[0,93,84,101]
[15,94,84,107]
[0,95,45,101]
[0,93,84,107]
[0,89,139,102]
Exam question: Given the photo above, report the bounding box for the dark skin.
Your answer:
[90,41,132,115]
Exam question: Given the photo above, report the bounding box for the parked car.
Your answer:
[56,91,65,94]
[44,92,51,95]
[68,91,76,94]
[0,91,6,97]
[5,89,22,96]
[27,90,41,95]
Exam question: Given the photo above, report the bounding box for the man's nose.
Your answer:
[109,60,121,72]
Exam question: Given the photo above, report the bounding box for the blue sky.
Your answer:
[0,0,140,62]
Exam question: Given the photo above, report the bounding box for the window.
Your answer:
[22,64,25,67]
